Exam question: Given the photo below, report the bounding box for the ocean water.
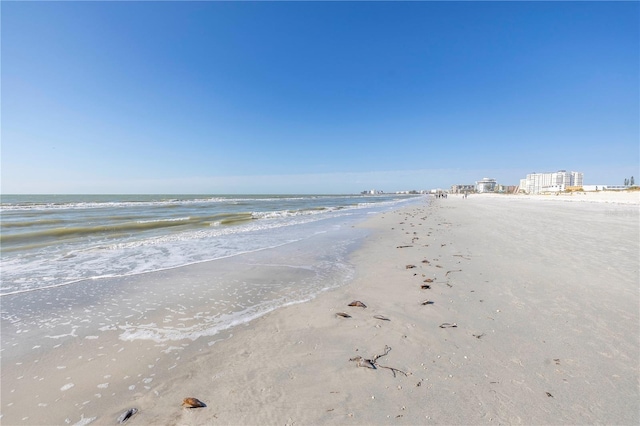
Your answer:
[1,194,423,344]
[1,194,421,295]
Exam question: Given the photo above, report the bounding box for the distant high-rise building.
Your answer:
[476,177,497,193]
[519,170,584,194]
[571,171,583,188]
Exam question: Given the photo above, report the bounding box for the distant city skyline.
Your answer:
[2,2,638,194]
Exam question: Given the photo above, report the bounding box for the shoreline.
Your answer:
[2,194,638,425]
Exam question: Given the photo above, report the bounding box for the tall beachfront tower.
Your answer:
[571,171,583,187]
[521,170,584,194]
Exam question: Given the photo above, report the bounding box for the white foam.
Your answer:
[73,415,96,426]
[137,217,191,224]
[45,330,78,339]
[161,346,184,354]
[118,297,313,343]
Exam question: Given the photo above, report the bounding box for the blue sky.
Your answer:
[2,1,638,194]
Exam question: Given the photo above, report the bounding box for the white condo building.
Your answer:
[476,177,497,193]
[519,170,584,194]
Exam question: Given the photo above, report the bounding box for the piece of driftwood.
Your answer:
[421,284,431,289]
[349,345,408,378]
[348,301,367,308]
[336,312,352,318]
[420,300,434,305]
[405,265,416,269]
[453,254,471,260]
[445,269,462,276]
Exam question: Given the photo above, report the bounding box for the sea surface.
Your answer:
[1,193,424,344]
[1,194,421,295]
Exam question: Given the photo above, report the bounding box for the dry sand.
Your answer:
[483,190,640,205]
[3,192,639,425]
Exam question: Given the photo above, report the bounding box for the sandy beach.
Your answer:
[2,192,639,425]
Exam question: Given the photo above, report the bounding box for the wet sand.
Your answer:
[2,192,639,425]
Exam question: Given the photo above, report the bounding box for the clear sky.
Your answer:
[2,1,638,194]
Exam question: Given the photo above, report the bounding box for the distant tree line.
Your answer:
[624,176,635,186]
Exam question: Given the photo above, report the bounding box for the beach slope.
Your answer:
[122,194,639,425]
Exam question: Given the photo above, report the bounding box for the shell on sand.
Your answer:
[117,408,138,424]
[182,397,207,408]
[336,312,352,318]
[439,322,457,328]
[348,300,367,308]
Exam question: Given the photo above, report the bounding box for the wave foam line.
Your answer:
[0,239,302,298]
